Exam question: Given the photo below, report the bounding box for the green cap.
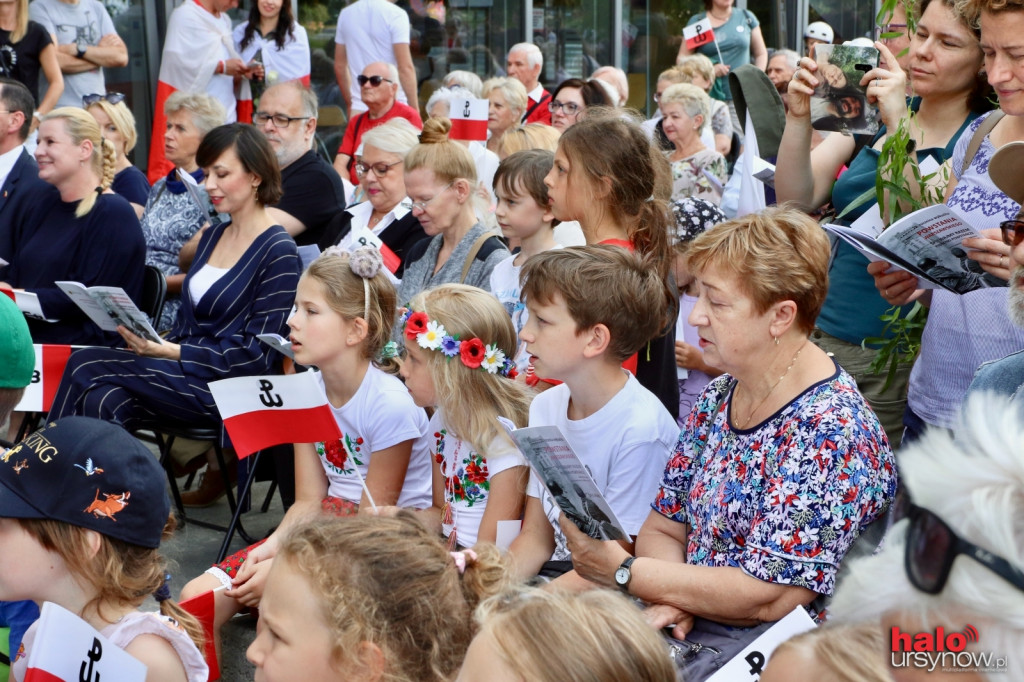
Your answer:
[0,294,34,389]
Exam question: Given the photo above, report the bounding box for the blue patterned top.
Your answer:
[652,364,896,595]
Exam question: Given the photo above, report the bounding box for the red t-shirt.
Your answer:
[522,90,552,125]
[338,102,424,184]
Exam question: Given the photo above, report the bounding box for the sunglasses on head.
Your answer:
[904,503,1024,595]
[1001,219,1024,247]
[357,75,393,88]
[82,92,125,107]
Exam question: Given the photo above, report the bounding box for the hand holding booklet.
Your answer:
[510,425,630,541]
[56,281,163,343]
[824,204,1007,295]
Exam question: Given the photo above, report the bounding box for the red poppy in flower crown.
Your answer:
[405,311,429,339]
[459,338,486,368]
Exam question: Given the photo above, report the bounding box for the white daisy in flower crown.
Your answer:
[418,320,447,350]
[481,345,507,374]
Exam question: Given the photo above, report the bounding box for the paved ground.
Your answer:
[161,475,285,682]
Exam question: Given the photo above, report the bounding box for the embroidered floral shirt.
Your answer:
[652,364,896,595]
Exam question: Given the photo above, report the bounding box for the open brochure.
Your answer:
[12,290,57,322]
[257,333,295,359]
[824,204,1007,295]
[56,281,163,343]
[510,425,630,542]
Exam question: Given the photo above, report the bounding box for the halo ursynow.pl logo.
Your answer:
[890,625,1008,673]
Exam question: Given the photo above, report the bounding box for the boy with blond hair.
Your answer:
[508,245,679,589]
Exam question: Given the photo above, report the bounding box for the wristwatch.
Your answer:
[75,38,88,59]
[614,556,637,593]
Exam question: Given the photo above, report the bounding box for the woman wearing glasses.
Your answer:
[548,78,613,132]
[141,92,226,331]
[0,0,61,123]
[394,117,508,319]
[84,92,149,217]
[318,118,426,271]
[868,0,1024,443]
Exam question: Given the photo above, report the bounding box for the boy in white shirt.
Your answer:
[509,246,679,590]
[489,149,560,375]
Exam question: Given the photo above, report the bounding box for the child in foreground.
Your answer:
[247,513,508,682]
[0,417,207,682]
[399,283,533,549]
[180,246,432,662]
[508,246,679,588]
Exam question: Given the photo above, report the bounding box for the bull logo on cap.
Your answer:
[84,490,130,520]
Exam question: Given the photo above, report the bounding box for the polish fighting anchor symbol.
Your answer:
[258,379,283,408]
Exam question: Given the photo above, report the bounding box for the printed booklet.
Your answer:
[824,204,1006,294]
[56,281,163,343]
[510,425,629,541]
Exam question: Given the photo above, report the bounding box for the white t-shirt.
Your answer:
[187,264,228,306]
[527,373,678,560]
[313,367,431,509]
[489,247,561,373]
[429,409,526,548]
[334,0,410,112]
[30,0,116,108]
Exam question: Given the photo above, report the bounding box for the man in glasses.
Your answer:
[334,0,417,116]
[29,0,126,108]
[333,62,422,186]
[255,81,344,248]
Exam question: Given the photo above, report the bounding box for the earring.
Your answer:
[773,336,779,346]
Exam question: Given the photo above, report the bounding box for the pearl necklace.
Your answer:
[736,342,806,429]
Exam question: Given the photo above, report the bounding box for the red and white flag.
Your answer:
[683,22,716,50]
[179,590,219,681]
[22,602,148,682]
[449,97,489,141]
[148,0,239,183]
[209,371,341,458]
[349,226,401,274]
[15,345,72,413]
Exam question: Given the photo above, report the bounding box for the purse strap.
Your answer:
[459,231,498,283]
[961,110,1004,175]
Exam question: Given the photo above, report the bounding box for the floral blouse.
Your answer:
[667,149,728,206]
[652,365,896,595]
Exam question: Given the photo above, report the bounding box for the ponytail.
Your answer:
[455,544,510,613]
[154,584,206,653]
[74,137,116,218]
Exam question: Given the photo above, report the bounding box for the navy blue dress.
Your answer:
[49,222,301,429]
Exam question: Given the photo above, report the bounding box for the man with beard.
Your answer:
[256,80,346,247]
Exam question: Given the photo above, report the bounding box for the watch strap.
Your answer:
[615,555,637,592]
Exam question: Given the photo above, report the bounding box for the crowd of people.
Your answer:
[0,0,1022,679]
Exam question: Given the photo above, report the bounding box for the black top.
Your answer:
[0,22,52,103]
[317,209,428,276]
[111,165,151,206]
[277,150,346,247]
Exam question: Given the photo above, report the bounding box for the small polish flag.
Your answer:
[23,602,149,682]
[180,590,219,681]
[209,371,341,458]
[683,22,715,50]
[449,97,489,141]
[349,226,401,274]
[15,345,72,412]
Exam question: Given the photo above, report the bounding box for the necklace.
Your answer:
[736,342,806,429]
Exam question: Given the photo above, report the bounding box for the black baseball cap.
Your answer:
[0,417,170,548]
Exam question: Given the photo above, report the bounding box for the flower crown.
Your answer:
[400,309,517,379]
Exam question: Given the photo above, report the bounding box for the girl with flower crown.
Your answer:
[399,283,532,550]
[180,246,433,666]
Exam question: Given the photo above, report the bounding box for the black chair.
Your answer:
[141,264,167,327]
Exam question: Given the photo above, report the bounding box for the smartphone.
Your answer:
[810,43,881,136]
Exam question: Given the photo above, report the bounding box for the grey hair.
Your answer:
[164,91,227,136]
[360,118,420,158]
[509,42,542,69]
[264,80,319,118]
[443,70,484,98]
[770,48,800,71]
[659,83,710,131]
[591,66,629,106]
[426,86,476,119]
[386,62,399,83]
[830,394,1024,675]
[481,77,529,118]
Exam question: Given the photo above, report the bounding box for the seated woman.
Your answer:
[317,118,426,267]
[482,77,527,156]
[85,93,150,217]
[0,107,144,346]
[548,78,613,132]
[561,207,897,681]
[660,83,728,205]
[49,123,301,431]
[141,91,227,332]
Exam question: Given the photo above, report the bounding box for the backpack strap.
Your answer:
[961,110,1004,175]
[460,231,501,283]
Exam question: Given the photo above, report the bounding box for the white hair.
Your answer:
[509,42,542,69]
[426,86,475,119]
[443,70,484,98]
[829,394,1024,677]
[360,118,420,158]
[590,66,628,106]
[770,48,800,71]
[386,62,399,83]
[482,77,529,118]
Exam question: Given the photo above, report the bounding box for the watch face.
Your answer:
[614,567,629,585]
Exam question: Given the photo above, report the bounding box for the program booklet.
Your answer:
[510,425,630,541]
[824,204,1006,294]
[56,281,163,343]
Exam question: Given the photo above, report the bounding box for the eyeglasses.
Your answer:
[253,112,311,128]
[548,100,582,116]
[400,182,454,212]
[1001,219,1024,247]
[653,92,665,103]
[82,92,125,107]
[355,160,403,177]
[357,75,394,88]
[875,22,908,39]
[904,503,1024,595]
